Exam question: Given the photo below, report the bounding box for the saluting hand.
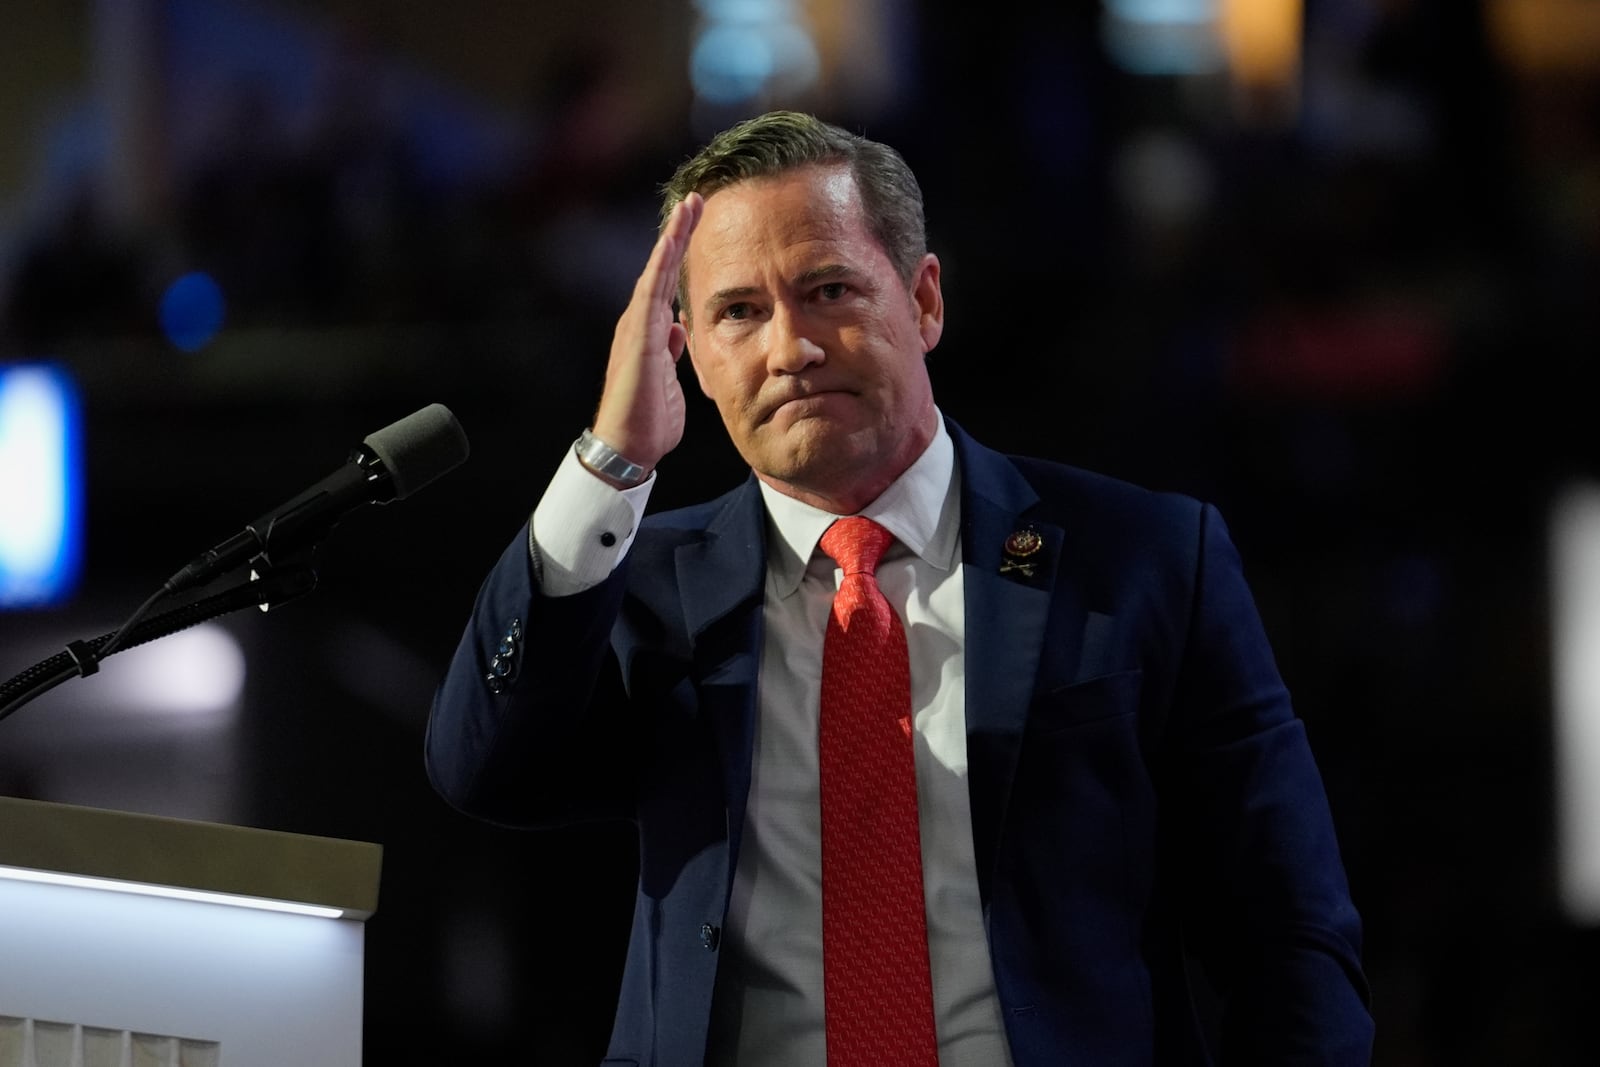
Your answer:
[590,193,704,482]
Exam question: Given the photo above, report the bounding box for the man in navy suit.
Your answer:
[426,111,1372,1065]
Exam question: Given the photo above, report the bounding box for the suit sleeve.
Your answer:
[424,520,642,827]
[1168,504,1374,1064]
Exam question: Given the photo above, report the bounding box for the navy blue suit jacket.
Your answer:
[426,420,1373,1066]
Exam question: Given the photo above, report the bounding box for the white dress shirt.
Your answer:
[531,418,1013,1066]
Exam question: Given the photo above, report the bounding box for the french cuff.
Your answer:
[530,446,654,596]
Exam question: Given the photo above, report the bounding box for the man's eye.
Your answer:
[817,282,847,301]
[723,303,750,321]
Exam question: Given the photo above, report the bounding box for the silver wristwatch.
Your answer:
[575,428,649,487]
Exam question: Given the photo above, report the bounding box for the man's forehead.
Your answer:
[677,164,888,323]
[688,168,868,274]
[694,166,859,238]
[699,162,857,212]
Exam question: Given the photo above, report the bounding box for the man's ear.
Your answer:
[912,253,944,353]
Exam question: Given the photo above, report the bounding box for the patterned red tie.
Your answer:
[818,517,939,1066]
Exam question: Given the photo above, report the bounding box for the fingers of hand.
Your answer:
[648,194,703,308]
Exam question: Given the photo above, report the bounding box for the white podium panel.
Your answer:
[0,798,380,1067]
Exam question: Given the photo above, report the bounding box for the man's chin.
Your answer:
[748,422,873,482]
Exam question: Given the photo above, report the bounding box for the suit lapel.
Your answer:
[674,478,768,879]
[951,423,1076,913]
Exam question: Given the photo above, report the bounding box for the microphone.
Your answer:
[163,403,469,594]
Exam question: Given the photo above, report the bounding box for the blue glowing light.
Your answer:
[1103,14,1225,75]
[0,364,83,608]
[692,24,777,104]
[1106,0,1217,24]
[159,272,226,352]
[690,0,818,106]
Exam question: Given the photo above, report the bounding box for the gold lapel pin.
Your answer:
[1000,527,1043,577]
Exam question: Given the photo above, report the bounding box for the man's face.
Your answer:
[683,165,944,513]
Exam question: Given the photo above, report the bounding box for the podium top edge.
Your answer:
[0,796,382,919]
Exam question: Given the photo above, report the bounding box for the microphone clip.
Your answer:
[248,551,320,613]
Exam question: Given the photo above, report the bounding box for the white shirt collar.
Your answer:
[758,414,960,598]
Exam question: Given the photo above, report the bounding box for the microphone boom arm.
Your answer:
[0,563,318,727]
[0,402,467,730]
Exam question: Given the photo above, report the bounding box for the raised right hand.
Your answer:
[589,193,705,479]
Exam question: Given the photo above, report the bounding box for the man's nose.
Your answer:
[765,303,826,374]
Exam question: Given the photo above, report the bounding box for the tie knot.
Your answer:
[819,517,894,576]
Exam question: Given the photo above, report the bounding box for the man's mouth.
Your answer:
[763,389,848,424]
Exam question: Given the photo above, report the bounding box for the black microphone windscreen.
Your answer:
[363,403,470,499]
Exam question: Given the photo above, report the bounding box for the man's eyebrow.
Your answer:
[704,285,760,316]
[702,265,857,316]
[795,263,853,286]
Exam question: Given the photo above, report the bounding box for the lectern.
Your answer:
[0,797,380,1066]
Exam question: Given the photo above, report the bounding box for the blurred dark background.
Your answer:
[2,0,1598,1062]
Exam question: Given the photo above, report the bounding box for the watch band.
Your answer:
[575,428,649,487]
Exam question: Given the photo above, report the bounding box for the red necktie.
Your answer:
[818,517,939,1066]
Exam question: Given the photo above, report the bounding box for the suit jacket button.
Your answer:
[700,923,720,951]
